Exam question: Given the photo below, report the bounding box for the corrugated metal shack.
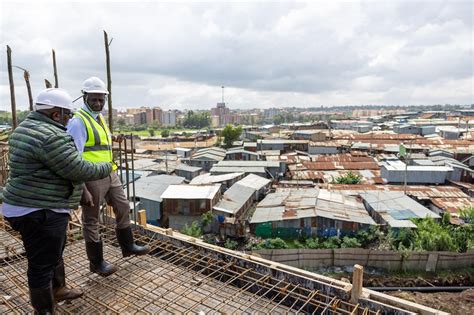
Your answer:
[161,184,221,230]
[250,188,376,238]
[360,191,440,229]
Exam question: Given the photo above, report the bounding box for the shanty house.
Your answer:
[257,139,308,153]
[161,184,221,230]
[234,174,272,201]
[174,163,202,181]
[190,172,245,191]
[210,160,285,179]
[189,147,226,171]
[225,148,259,161]
[360,191,440,229]
[213,184,256,238]
[250,188,376,238]
[131,174,185,226]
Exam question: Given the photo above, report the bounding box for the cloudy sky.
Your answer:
[0,0,472,111]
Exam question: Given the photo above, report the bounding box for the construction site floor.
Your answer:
[1,220,380,314]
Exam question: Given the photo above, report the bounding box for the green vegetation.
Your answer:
[250,237,289,250]
[0,110,30,126]
[180,211,214,238]
[182,111,210,129]
[332,171,362,184]
[180,221,202,238]
[250,210,474,253]
[221,124,242,148]
[161,129,170,138]
[224,239,239,250]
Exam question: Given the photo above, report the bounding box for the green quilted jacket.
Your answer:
[3,111,112,209]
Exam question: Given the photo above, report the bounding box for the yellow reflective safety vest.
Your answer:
[74,108,117,171]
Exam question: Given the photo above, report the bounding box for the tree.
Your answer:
[183,112,210,129]
[117,118,126,128]
[273,114,285,125]
[161,129,170,138]
[148,128,155,137]
[221,124,242,148]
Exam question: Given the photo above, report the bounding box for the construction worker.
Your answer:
[2,88,113,314]
[67,77,149,277]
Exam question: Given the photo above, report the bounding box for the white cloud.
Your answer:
[0,0,472,111]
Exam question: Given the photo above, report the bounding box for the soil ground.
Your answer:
[331,269,474,314]
[388,289,474,315]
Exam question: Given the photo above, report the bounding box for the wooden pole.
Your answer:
[104,30,113,131]
[7,45,17,130]
[44,79,52,88]
[350,264,364,304]
[52,49,58,88]
[24,70,33,111]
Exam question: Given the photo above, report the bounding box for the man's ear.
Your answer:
[51,111,60,122]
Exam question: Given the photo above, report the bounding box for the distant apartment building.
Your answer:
[211,102,231,127]
[264,108,279,119]
[162,110,177,127]
[133,111,147,125]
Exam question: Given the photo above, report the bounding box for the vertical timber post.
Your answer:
[24,70,33,111]
[52,49,58,88]
[44,79,52,88]
[7,45,17,130]
[104,30,113,131]
[351,264,364,304]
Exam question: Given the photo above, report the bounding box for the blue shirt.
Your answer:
[67,104,100,153]
[1,204,71,218]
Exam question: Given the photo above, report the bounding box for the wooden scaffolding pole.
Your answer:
[104,30,113,131]
[52,49,58,88]
[7,45,17,130]
[44,79,52,88]
[14,66,34,111]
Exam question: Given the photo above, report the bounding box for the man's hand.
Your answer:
[112,134,125,143]
[80,186,94,207]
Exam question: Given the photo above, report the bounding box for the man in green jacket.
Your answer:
[2,88,113,314]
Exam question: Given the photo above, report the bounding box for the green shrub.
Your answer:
[341,236,361,248]
[181,221,202,238]
[305,237,320,249]
[321,236,341,249]
[224,239,238,250]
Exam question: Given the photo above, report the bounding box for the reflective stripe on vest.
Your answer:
[74,109,117,170]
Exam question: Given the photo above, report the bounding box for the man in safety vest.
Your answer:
[67,77,149,277]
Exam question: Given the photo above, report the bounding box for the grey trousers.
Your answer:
[82,171,130,242]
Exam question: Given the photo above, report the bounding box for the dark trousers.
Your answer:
[7,209,70,289]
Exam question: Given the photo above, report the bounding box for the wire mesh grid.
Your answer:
[1,218,380,314]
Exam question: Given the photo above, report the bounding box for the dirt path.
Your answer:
[389,289,474,315]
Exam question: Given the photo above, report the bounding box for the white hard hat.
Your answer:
[34,88,73,111]
[81,76,109,94]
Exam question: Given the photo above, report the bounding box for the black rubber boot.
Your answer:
[116,227,150,257]
[30,285,54,315]
[52,260,83,302]
[85,241,118,277]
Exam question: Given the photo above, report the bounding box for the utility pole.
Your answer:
[52,49,58,88]
[104,30,113,131]
[403,139,413,195]
[7,45,17,130]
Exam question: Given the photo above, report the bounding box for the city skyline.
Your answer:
[1,1,473,111]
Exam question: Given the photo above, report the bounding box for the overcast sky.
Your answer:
[0,0,473,111]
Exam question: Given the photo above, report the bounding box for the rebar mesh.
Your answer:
[1,218,380,314]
